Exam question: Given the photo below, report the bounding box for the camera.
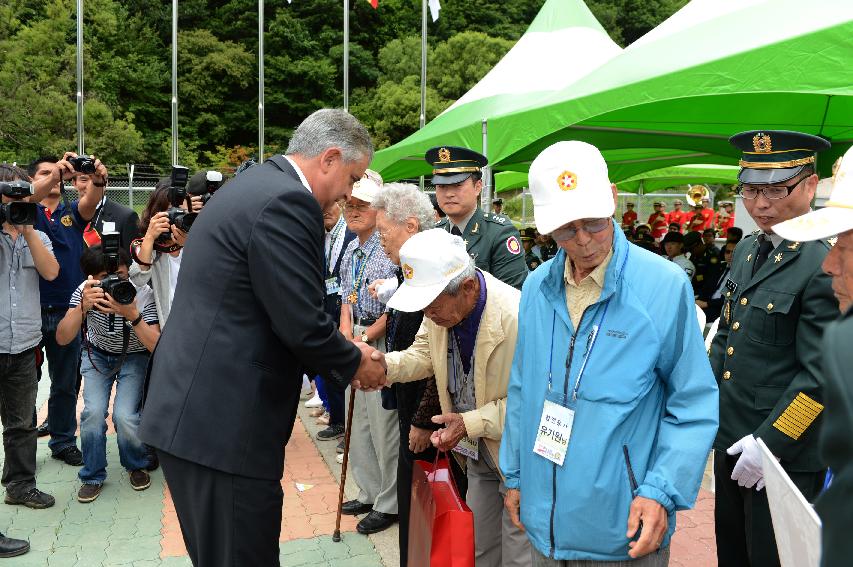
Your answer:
[165,165,197,233]
[188,170,223,205]
[98,232,136,305]
[0,181,37,225]
[69,155,97,174]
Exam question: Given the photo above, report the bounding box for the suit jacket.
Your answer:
[139,155,362,480]
[710,232,836,471]
[94,199,139,253]
[815,308,853,567]
[384,271,521,471]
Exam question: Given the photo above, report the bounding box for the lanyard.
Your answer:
[546,246,629,399]
[325,220,345,274]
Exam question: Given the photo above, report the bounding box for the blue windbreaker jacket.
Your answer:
[499,225,719,561]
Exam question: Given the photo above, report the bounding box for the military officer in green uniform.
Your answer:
[426,146,527,289]
[520,228,541,271]
[684,231,723,295]
[773,144,853,567]
[710,130,837,567]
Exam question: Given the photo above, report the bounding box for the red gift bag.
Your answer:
[408,455,475,567]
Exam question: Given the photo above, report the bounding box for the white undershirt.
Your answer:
[168,250,183,307]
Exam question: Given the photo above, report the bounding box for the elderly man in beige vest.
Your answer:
[376,228,531,567]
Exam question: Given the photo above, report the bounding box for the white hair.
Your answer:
[286,109,373,163]
[444,256,477,295]
[371,183,435,233]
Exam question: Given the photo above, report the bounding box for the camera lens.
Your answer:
[110,280,137,305]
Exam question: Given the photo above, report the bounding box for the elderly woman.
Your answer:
[380,229,531,567]
[370,183,444,567]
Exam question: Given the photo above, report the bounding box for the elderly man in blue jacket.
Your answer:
[500,141,719,565]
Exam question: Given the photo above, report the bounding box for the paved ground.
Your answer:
[0,379,717,566]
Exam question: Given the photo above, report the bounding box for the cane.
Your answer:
[333,388,357,543]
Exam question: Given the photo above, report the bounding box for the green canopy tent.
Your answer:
[370,0,622,181]
[616,164,739,193]
[488,0,853,178]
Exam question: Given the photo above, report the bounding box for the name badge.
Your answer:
[452,436,479,461]
[533,400,575,466]
[725,278,738,294]
[325,277,340,295]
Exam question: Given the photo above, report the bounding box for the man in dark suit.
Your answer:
[139,109,388,567]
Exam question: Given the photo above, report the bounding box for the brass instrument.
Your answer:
[686,184,710,207]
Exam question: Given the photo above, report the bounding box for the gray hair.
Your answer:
[286,109,374,163]
[371,183,435,233]
[443,257,477,296]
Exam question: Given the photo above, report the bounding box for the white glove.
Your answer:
[727,434,765,491]
[376,278,399,304]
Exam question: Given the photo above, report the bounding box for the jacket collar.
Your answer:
[742,236,802,292]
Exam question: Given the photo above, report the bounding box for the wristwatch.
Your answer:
[361,331,369,343]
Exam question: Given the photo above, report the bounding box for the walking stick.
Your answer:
[333,388,357,543]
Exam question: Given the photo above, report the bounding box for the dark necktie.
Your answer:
[451,225,462,237]
[752,235,774,276]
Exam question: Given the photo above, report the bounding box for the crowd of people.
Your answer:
[1,108,852,567]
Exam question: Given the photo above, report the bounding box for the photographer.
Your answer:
[129,178,203,326]
[1,165,59,552]
[27,153,107,465]
[56,244,160,503]
[72,171,139,252]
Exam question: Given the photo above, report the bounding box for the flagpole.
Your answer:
[343,0,349,111]
[419,0,427,192]
[75,0,84,155]
[258,0,264,161]
[482,118,491,212]
[171,0,179,166]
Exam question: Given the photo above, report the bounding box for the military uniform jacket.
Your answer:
[814,308,853,567]
[710,232,836,471]
[437,207,527,289]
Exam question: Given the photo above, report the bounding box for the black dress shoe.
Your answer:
[36,420,49,437]
[0,532,29,558]
[356,511,398,534]
[341,500,373,516]
[51,446,84,466]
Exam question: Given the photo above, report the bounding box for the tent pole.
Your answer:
[258,0,264,161]
[171,0,178,166]
[418,0,427,192]
[75,0,84,155]
[481,118,491,212]
[343,0,349,111]
[638,180,645,225]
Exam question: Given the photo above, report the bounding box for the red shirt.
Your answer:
[666,209,689,230]
[688,212,706,232]
[621,210,637,228]
[648,211,668,238]
[700,207,715,230]
[716,212,735,238]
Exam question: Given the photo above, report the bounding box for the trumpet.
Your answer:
[686,185,710,207]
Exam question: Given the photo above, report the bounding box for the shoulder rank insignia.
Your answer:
[471,222,479,234]
[787,242,800,250]
[746,253,752,262]
[491,215,505,224]
[828,236,838,247]
[774,253,783,263]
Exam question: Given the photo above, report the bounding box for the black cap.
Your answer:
[661,232,684,245]
[683,231,702,249]
[425,146,488,185]
[492,198,503,205]
[729,130,830,185]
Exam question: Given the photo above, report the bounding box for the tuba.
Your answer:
[686,184,710,207]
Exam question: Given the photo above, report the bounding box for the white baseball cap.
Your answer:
[773,146,853,241]
[350,169,383,203]
[528,141,615,235]
[386,229,472,312]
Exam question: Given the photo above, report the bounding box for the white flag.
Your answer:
[429,0,440,21]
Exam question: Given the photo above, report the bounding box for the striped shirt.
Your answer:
[70,283,158,354]
[339,231,396,320]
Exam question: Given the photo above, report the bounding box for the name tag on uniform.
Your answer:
[533,400,574,466]
[452,436,479,461]
[325,277,340,295]
[725,279,738,294]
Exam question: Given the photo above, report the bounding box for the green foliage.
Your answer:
[0,0,682,169]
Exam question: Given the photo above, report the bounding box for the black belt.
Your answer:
[353,316,377,327]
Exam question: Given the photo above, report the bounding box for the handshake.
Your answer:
[350,342,388,391]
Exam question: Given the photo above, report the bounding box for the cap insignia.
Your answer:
[438,147,451,163]
[402,263,414,280]
[752,133,772,153]
[557,170,578,192]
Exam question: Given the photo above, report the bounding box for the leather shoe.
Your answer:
[4,488,55,509]
[341,500,372,516]
[36,420,49,437]
[51,446,83,466]
[356,511,398,534]
[0,533,29,558]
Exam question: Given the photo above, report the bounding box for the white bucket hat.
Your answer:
[773,146,853,241]
[350,169,383,203]
[528,141,615,235]
[386,229,471,312]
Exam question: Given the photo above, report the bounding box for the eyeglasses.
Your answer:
[737,177,806,200]
[343,203,372,213]
[551,218,611,241]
